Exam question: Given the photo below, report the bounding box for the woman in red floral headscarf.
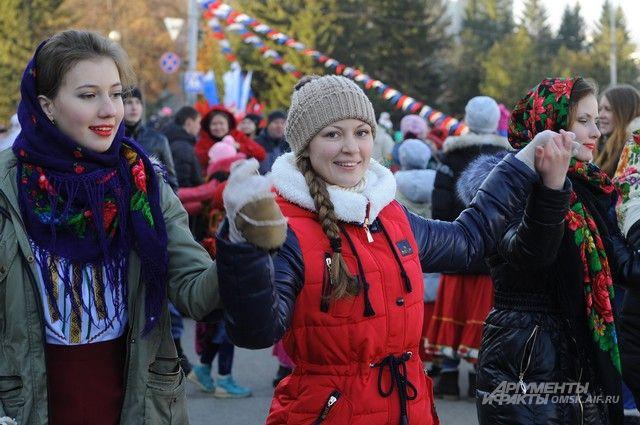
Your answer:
[474,77,640,425]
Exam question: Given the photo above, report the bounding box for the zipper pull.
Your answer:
[315,390,341,423]
[363,202,373,243]
[321,254,333,312]
[518,375,527,394]
[364,219,374,243]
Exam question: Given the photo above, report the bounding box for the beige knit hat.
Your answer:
[285,75,377,155]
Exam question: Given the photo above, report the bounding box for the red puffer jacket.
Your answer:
[267,198,438,425]
[216,152,540,424]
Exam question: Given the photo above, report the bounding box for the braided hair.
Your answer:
[296,153,359,300]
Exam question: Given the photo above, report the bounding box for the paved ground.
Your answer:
[182,319,478,424]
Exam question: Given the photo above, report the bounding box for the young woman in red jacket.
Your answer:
[215,75,575,424]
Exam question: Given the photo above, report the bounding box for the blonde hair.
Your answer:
[296,153,359,300]
[596,85,640,177]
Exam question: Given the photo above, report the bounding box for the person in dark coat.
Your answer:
[123,87,178,190]
[428,96,512,399]
[164,106,202,189]
[213,74,574,425]
[255,109,288,174]
[472,77,640,425]
[612,126,640,413]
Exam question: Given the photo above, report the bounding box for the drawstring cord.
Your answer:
[338,224,375,317]
[378,221,413,293]
[371,352,418,425]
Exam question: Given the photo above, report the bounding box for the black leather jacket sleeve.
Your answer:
[496,180,572,271]
[408,154,539,273]
[216,225,303,349]
[609,218,640,289]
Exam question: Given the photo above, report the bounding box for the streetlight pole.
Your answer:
[186,0,199,104]
[610,0,617,85]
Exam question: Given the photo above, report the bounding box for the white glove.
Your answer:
[223,158,287,249]
[515,130,579,171]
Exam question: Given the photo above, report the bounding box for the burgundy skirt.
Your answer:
[46,336,126,425]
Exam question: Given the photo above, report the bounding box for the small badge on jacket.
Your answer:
[396,239,413,256]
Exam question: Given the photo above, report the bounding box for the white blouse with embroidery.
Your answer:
[32,246,127,345]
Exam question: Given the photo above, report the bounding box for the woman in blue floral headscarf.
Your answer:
[0,29,221,424]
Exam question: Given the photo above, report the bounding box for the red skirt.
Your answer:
[425,274,494,362]
[46,336,125,425]
[419,301,435,362]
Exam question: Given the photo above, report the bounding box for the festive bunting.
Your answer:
[198,0,467,135]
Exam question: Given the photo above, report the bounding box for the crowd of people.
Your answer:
[3,29,640,425]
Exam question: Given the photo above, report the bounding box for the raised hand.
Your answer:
[223,158,288,250]
[534,129,575,190]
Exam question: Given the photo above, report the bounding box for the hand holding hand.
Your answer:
[515,129,559,170]
[534,129,575,190]
[223,159,287,249]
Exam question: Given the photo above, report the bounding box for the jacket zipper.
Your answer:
[577,368,584,425]
[518,325,539,394]
[363,202,373,243]
[313,390,341,424]
[122,269,139,386]
[568,330,584,425]
[320,253,333,312]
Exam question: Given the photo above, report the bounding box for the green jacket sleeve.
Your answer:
[160,177,221,320]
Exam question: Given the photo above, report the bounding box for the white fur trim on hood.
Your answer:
[270,152,396,224]
[442,132,512,154]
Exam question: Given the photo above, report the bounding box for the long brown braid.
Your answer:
[296,153,358,300]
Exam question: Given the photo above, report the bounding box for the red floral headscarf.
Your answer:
[509,77,620,372]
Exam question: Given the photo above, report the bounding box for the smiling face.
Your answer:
[38,57,124,153]
[569,94,601,162]
[209,113,230,138]
[598,94,614,136]
[308,119,373,188]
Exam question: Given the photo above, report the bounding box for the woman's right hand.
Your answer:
[534,130,575,190]
[223,158,288,250]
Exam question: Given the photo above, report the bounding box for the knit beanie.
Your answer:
[285,75,377,155]
[207,136,246,175]
[124,86,143,103]
[464,96,500,134]
[400,114,428,140]
[398,139,432,170]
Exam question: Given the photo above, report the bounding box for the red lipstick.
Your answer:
[89,125,114,137]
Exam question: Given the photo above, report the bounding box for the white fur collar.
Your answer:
[442,133,512,154]
[270,152,396,224]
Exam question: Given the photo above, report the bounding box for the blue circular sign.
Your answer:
[159,52,181,74]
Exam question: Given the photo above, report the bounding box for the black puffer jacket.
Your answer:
[126,121,178,190]
[432,132,511,274]
[215,154,553,350]
[164,124,203,189]
[459,156,640,425]
[616,220,640,408]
